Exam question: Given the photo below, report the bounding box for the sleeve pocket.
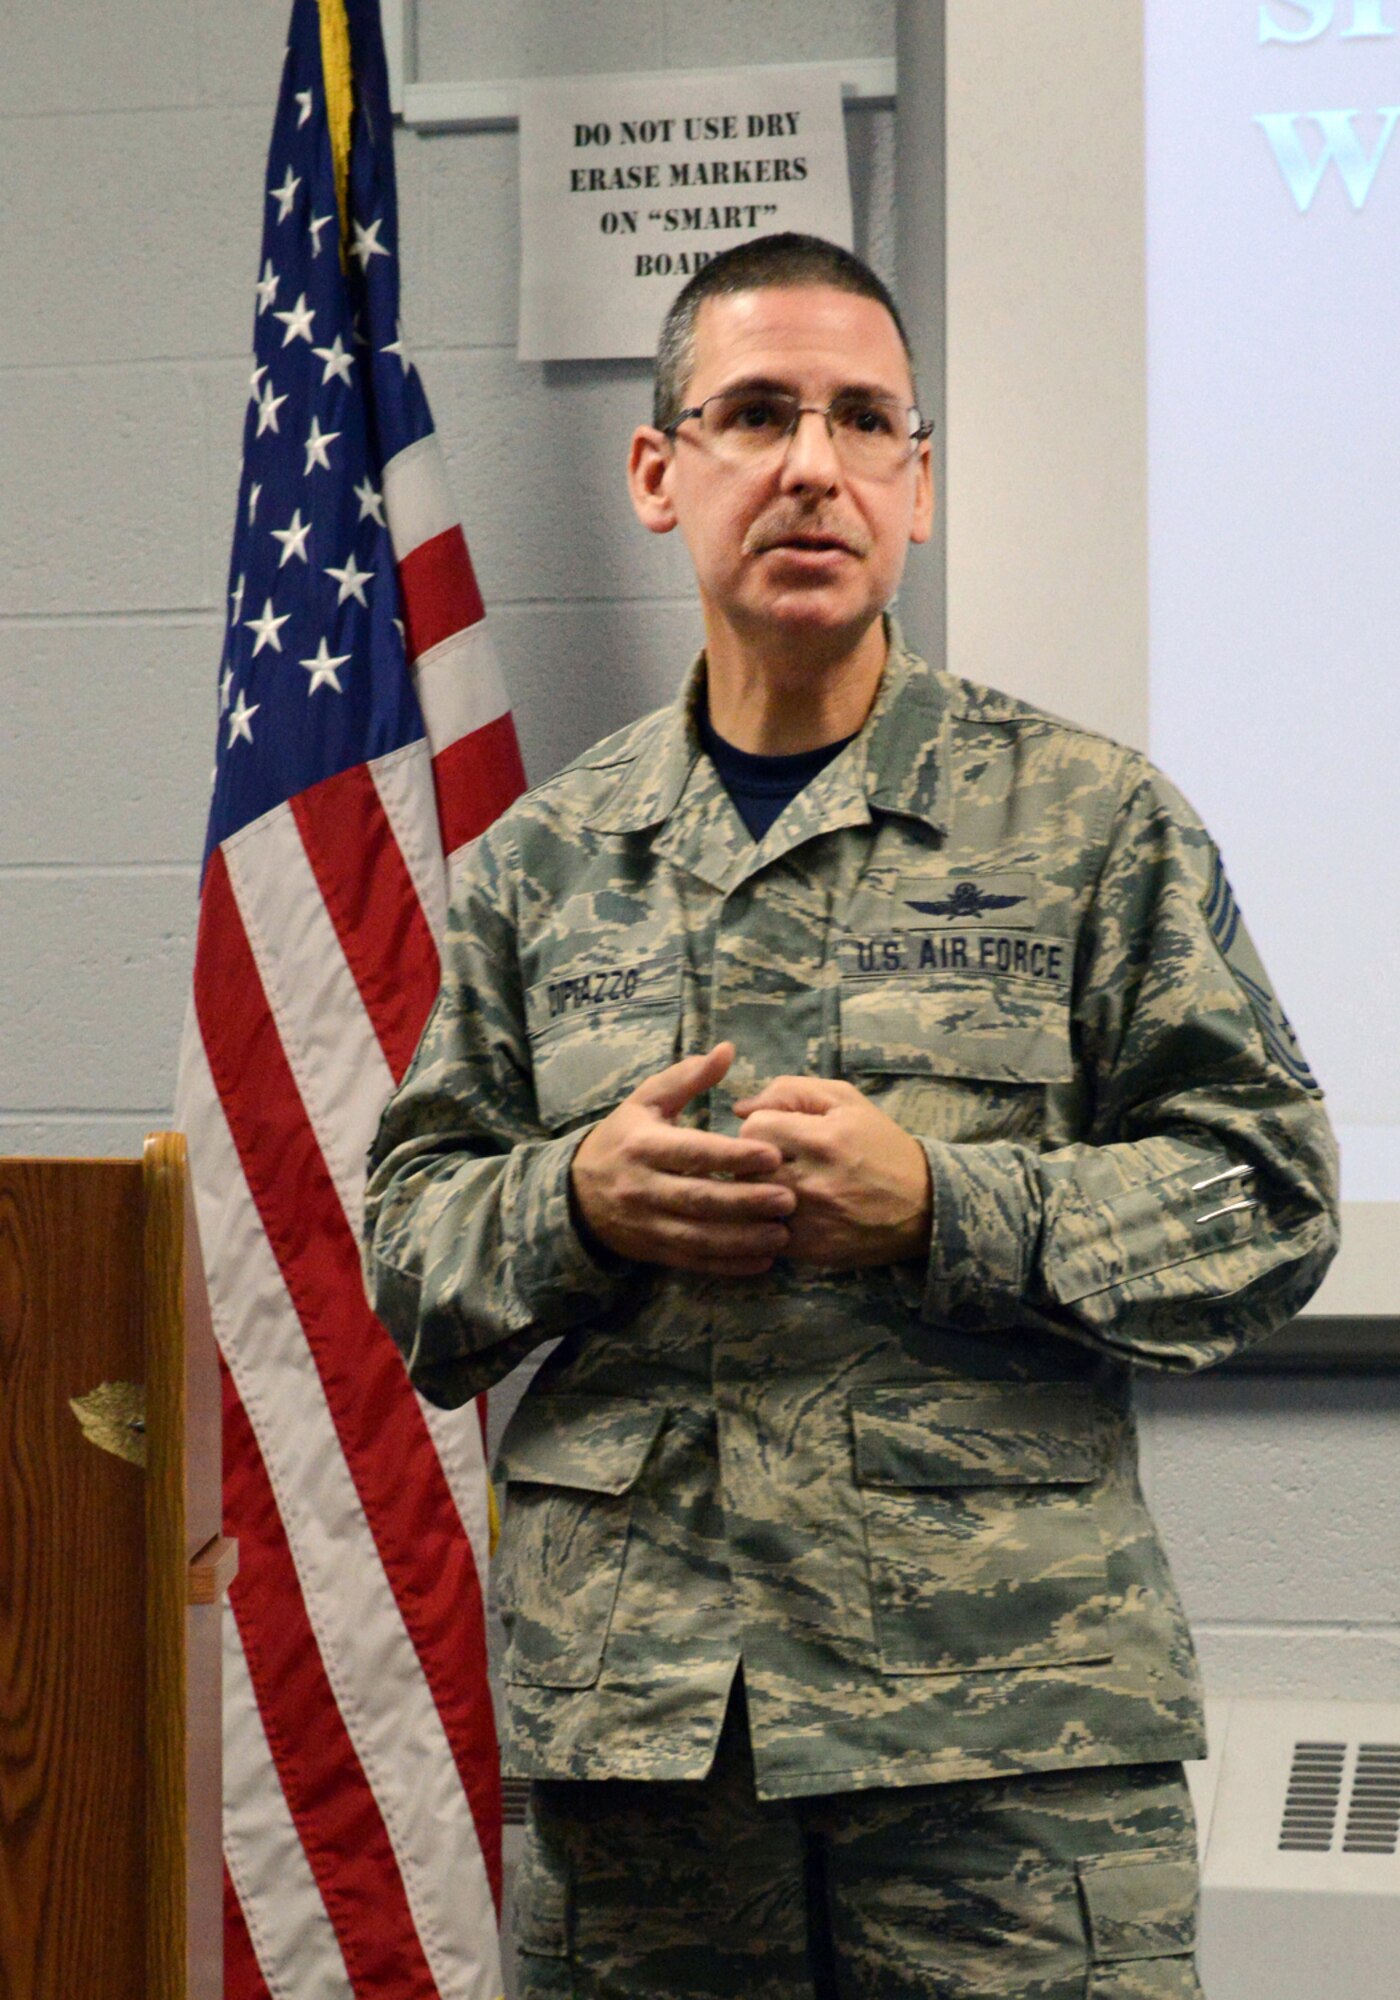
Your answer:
[1051,1167,1259,1307]
[495,1394,667,1688]
[1079,1849,1202,1999]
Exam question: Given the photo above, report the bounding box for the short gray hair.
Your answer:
[652,232,916,431]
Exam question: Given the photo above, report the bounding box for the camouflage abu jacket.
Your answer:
[364,627,1339,1800]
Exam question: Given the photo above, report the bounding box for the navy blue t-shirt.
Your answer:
[699,701,856,841]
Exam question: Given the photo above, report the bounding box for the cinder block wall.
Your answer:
[2,0,1394,1715]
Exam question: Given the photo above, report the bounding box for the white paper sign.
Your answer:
[518,67,854,362]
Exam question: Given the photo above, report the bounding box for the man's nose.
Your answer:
[778,406,842,490]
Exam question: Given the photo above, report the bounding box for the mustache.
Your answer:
[742,509,871,558]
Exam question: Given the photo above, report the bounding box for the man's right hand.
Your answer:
[570,1042,795,1276]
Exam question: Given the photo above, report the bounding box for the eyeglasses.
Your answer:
[663,389,934,476]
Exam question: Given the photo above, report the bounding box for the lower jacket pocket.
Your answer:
[851,1382,1113,1675]
[495,1393,667,1689]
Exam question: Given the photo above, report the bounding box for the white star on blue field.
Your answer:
[206,0,437,871]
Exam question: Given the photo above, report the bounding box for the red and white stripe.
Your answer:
[179,428,523,2000]
[385,436,523,873]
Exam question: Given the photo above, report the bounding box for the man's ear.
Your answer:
[628,426,678,535]
[909,442,935,547]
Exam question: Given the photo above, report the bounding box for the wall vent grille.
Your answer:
[1278,1740,1346,1852]
[1343,1744,1400,1856]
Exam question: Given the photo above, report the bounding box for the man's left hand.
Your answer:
[733,1077,932,1269]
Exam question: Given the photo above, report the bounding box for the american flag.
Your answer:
[175,3,519,1994]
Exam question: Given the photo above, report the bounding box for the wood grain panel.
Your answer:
[187,1538,238,1607]
[0,1160,148,2000]
[179,1157,221,1564]
[182,1152,226,2000]
[185,1599,224,2000]
[144,1133,225,2000]
[144,1135,187,2000]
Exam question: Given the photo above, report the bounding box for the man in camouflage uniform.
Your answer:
[365,236,1338,1997]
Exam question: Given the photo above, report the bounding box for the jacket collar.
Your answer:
[584,617,953,846]
[856,618,952,834]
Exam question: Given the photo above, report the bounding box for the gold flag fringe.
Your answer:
[317,0,353,267]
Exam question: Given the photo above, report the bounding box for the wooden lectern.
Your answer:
[0,1134,233,2000]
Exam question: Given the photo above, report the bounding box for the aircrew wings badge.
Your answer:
[905,880,1027,920]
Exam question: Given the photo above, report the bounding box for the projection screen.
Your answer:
[930,0,1396,1322]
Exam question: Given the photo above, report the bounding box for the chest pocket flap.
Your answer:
[850,1382,1104,1486]
[526,958,681,1130]
[840,976,1074,1085]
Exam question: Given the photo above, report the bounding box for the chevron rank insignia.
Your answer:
[1204,851,1319,1091]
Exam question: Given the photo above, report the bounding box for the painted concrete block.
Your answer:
[0,0,200,116]
[196,357,267,607]
[848,106,897,290]
[662,0,895,68]
[1138,1377,1400,1627]
[490,597,704,785]
[0,618,218,866]
[0,109,272,369]
[393,124,437,341]
[193,0,288,110]
[0,1114,175,1159]
[1194,1626,1400,1705]
[416,0,664,85]
[400,128,519,354]
[425,347,697,604]
[0,873,196,1109]
[0,366,206,615]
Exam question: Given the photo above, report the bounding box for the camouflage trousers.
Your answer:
[513,1681,1204,2000]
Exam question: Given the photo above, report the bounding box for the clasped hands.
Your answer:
[570,1041,932,1277]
